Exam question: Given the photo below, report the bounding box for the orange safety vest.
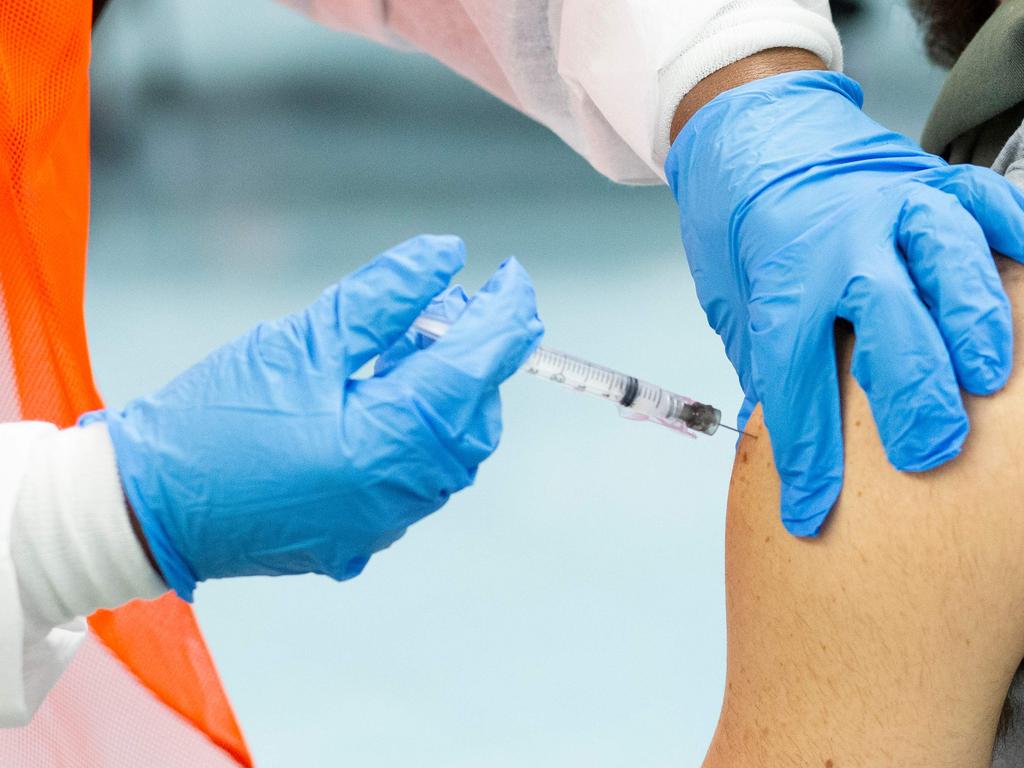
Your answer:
[0,2,251,764]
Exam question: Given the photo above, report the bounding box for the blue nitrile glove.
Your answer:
[375,285,471,376]
[84,236,543,600]
[666,70,1024,537]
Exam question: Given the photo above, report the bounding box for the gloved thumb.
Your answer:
[391,257,544,390]
[300,235,466,379]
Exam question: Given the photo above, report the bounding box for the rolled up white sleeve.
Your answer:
[281,0,841,183]
[0,422,165,727]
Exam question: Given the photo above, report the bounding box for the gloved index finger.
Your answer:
[309,234,466,380]
[375,285,470,378]
[923,165,1024,260]
[746,287,845,537]
[392,257,544,393]
[837,259,968,473]
[896,185,1012,395]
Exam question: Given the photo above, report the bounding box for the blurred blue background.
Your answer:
[86,2,945,764]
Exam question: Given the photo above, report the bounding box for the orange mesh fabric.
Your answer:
[0,1,251,764]
[0,0,97,422]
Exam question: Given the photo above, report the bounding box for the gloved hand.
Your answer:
[86,235,543,600]
[666,70,1024,536]
[375,284,471,377]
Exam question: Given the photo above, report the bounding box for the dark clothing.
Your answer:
[922,0,1024,165]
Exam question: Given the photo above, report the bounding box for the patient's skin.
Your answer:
[704,257,1024,768]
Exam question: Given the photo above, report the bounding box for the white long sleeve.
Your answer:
[281,0,842,182]
[0,422,165,727]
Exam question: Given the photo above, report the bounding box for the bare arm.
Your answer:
[705,257,1024,767]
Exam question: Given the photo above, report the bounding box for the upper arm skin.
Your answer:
[705,257,1024,768]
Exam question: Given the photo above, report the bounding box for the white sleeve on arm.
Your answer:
[279,0,841,183]
[0,422,165,727]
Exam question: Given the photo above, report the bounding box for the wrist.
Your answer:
[11,423,167,631]
[125,492,162,580]
[670,48,827,142]
[95,406,199,602]
[666,70,867,204]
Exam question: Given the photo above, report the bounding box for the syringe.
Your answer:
[412,314,736,438]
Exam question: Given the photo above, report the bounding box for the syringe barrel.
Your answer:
[521,347,633,403]
[521,347,721,436]
[411,314,721,436]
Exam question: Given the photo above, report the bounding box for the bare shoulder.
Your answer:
[706,258,1024,768]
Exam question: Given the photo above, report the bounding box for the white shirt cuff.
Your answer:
[655,3,843,172]
[12,422,167,633]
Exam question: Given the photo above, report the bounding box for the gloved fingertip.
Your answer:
[361,235,466,290]
[781,515,827,538]
[403,233,466,273]
[476,257,541,327]
[337,555,371,581]
[484,255,528,290]
[888,415,967,472]
[960,359,1011,396]
[779,478,842,538]
[984,362,1012,393]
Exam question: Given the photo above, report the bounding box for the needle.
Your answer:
[719,422,758,439]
